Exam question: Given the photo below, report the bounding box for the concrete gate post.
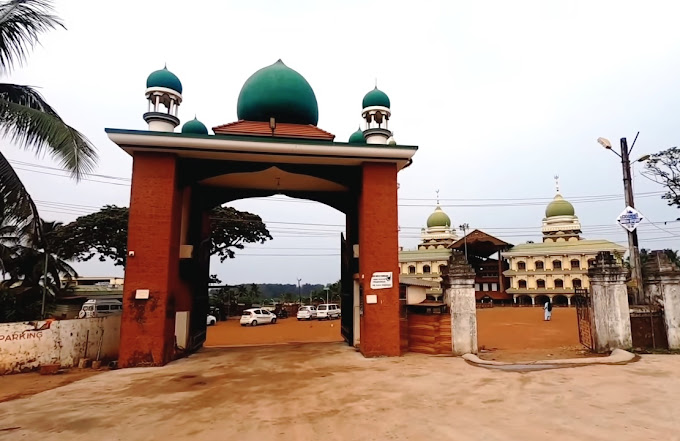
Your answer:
[587,251,633,352]
[643,251,680,349]
[442,251,478,355]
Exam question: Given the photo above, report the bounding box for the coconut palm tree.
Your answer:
[0,0,97,246]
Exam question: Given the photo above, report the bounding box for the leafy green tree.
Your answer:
[644,147,680,208]
[53,205,272,267]
[210,206,273,261]
[0,0,97,246]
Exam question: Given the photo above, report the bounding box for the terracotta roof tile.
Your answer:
[213,120,335,141]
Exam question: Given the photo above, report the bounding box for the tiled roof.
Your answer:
[212,120,335,141]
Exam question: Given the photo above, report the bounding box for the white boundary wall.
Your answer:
[0,316,121,374]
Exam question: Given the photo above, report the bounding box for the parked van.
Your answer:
[78,299,123,318]
[316,304,340,320]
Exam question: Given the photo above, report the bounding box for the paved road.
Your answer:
[1,343,678,440]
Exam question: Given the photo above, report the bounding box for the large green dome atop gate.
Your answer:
[545,194,575,217]
[236,59,319,126]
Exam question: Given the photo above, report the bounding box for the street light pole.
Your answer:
[297,278,302,304]
[459,223,469,261]
[324,286,330,304]
[619,138,644,304]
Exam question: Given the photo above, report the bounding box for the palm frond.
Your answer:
[0,0,63,72]
[0,94,97,178]
[0,149,41,243]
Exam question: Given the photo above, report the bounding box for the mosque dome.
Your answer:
[236,59,319,126]
[348,128,365,143]
[545,194,575,218]
[181,117,208,135]
[427,205,451,228]
[362,87,390,108]
[146,66,182,94]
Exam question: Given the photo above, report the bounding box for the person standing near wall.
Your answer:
[544,298,553,321]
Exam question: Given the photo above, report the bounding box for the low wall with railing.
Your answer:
[0,316,121,374]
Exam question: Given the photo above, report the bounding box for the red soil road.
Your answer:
[477,306,587,361]
[205,317,344,347]
[207,307,584,362]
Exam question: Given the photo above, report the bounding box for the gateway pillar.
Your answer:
[358,162,400,356]
[119,153,182,367]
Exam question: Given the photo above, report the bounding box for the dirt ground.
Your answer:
[1,343,678,440]
[477,307,587,361]
[0,369,101,403]
[205,316,343,346]
[207,307,583,362]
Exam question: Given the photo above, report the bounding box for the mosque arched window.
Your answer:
[554,279,564,289]
[570,259,580,270]
[518,280,527,289]
[572,278,582,289]
[535,260,544,270]
[439,265,446,275]
[552,260,562,270]
[517,261,526,270]
[537,279,546,289]
[423,265,431,274]
[408,266,416,274]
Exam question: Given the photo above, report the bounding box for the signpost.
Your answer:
[617,206,644,232]
[370,272,393,290]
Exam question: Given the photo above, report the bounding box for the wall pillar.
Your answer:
[119,153,182,367]
[358,162,400,356]
[588,252,633,353]
[567,296,572,306]
[531,296,536,305]
[442,251,477,355]
[643,251,680,349]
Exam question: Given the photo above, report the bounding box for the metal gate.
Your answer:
[340,233,353,345]
[574,288,594,350]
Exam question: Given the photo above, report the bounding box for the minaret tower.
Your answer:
[361,83,392,144]
[144,65,183,132]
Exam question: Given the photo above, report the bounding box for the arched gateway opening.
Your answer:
[106,60,417,367]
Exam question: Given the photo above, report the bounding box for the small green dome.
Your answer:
[362,87,390,108]
[146,66,182,93]
[237,59,319,125]
[545,194,575,217]
[427,206,451,228]
[348,128,365,143]
[181,117,208,135]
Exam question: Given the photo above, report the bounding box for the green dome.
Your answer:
[146,66,182,93]
[237,59,319,125]
[181,117,208,135]
[362,87,390,108]
[545,194,575,217]
[427,206,451,228]
[348,128,365,143]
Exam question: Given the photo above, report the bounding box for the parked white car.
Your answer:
[206,314,217,326]
[316,304,341,320]
[296,305,317,321]
[240,308,277,326]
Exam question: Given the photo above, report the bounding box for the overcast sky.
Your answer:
[5,0,680,285]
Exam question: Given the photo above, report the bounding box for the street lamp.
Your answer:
[598,135,647,304]
[459,223,470,261]
[297,278,302,304]
[324,286,330,304]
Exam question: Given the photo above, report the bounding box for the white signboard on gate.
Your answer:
[617,206,644,232]
[370,272,393,289]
